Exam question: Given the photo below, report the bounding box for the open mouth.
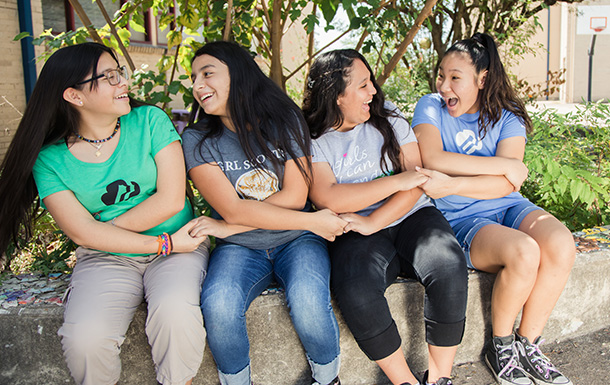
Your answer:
[447,97,458,107]
[115,93,129,100]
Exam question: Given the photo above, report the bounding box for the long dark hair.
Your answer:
[0,42,139,254]
[186,41,312,185]
[302,49,403,175]
[445,33,532,136]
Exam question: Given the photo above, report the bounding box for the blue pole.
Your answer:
[17,0,37,102]
[546,7,550,100]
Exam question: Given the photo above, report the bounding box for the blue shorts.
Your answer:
[451,200,543,269]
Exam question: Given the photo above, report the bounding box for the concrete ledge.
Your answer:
[1,248,609,385]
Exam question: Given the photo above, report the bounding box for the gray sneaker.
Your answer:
[515,333,573,385]
[485,335,533,385]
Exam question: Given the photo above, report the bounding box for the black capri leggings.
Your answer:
[328,206,468,361]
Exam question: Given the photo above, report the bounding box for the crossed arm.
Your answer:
[413,122,528,199]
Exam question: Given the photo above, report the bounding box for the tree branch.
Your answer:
[285,28,352,81]
[223,0,234,41]
[94,0,136,71]
[377,0,438,86]
[67,0,103,44]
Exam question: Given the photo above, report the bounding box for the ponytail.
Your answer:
[446,33,532,137]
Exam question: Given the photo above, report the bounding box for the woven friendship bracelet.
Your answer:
[156,233,172,256]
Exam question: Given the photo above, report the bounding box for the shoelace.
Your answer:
[497,341,528,378]
[523,338,560,379]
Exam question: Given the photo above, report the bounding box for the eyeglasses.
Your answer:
[75,66,129,86]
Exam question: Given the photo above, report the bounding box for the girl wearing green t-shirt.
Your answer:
[0,43,209,385]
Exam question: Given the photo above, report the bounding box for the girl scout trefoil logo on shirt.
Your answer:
[455,129,483,154]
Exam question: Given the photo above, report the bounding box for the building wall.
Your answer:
[570,0,610,102]
[510,0,610,103]
[0,0,44,162]
[506,8,560,100]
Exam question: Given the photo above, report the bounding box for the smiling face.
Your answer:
[77,52,131,120]
[191,54,232,128]
[336,58,377,131]
[436,52,487,117]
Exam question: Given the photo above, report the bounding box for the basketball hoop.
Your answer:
[591,17,607,33]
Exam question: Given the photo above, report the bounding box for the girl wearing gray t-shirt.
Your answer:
[183,41,344,385]
[303,49,468,385]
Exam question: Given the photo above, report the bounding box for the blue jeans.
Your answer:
[200,232,340,385]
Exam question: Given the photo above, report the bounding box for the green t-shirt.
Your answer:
[32,105,194,256]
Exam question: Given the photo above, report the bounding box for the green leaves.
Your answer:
[522,103,610,230]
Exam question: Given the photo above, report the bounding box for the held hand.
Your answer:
[188,216,232,239]
[170,219,208,253]
[503,158,528,192]
[415,166,454,199]
[339,212,379,236]
[310,209,348,241]
[396,170,430,191]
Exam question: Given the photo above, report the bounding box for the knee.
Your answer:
[59,320,118,360]
[540,227,576,271]
[148,294,203,331]
[505,238,541,279]
[286,281,332,319]
[200,285,244,324]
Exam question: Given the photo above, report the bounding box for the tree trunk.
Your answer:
[269,0,284,88]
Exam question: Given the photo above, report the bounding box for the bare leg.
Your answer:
[469,224,541,337]
[375,348,419,385]
[427,345,458,382]
[516,211,576,340]
[185,379,193,385]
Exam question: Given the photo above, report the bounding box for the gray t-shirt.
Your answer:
[182,126,307,249]
[311,102,431,229]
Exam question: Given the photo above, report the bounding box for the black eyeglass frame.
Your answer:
[75,65,129,87]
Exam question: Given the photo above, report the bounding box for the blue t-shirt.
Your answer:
[411,93,528,225]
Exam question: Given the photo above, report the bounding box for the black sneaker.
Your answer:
[422,370,453,385]
[311,376,340,385]
[515,333,573,385]
[485,335,533,385]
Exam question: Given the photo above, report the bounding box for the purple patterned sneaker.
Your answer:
[515,333,573,385]
[485,335,533,385]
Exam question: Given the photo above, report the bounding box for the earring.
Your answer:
[79,101,83,106]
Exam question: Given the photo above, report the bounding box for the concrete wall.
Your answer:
[1,248,608,385]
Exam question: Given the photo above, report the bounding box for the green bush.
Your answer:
[522,102,610,231]
[6,209,76,275]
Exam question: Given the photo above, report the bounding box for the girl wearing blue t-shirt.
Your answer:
[412,33,575,385]
[0,43,209,385]
[182,41,344,385]
[302,49,468,385]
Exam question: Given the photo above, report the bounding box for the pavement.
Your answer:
[449,327,610,385]
[527,100,584,115]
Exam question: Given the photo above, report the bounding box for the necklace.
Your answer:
[76,119,120,157]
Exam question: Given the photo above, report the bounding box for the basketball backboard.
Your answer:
[577,5,610,35]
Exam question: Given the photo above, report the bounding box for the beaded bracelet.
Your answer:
[156,233,173,256]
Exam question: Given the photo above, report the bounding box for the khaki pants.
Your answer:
[58,240,210,385]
